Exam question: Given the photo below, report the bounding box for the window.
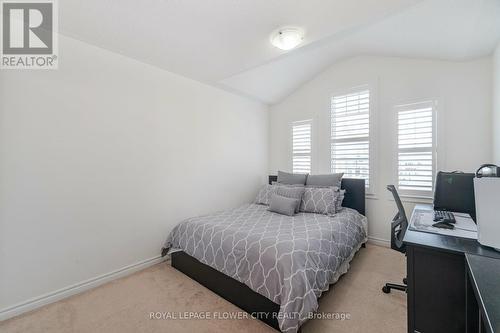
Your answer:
[396,101,436,197]
[292,120,312,173]
[331,88,371,190]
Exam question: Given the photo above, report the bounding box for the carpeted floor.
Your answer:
[0,244,406,333]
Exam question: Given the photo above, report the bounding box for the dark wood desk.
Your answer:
[403,205,500,333]
[466,254,500,333]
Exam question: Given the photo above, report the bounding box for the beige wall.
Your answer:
[269,55,492,243]
[0,35,268,316]
[493,43,500,164]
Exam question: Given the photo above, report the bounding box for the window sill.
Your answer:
[393,194,433,204]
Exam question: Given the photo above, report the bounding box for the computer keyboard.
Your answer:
[433,210,456,224]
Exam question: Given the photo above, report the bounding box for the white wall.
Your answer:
[0,36,268,316]
[269,56,492,243]
[494,43,500,164]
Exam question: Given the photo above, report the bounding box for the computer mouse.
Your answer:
[432,221,455,230]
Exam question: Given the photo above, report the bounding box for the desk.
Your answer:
[466,254,500,333]
[404,204,500,333]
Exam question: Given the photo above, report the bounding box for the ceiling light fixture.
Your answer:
[270,27,304,51]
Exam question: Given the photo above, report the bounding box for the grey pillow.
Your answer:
[271,181,303,187]
[269,194,299,216]
[277,170,307,185]
[254,184,276,205]
[275,185,305,213]
[306,173,344,188]
[300,187,337,215]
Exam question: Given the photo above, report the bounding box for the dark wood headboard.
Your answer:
[268,175,366,216]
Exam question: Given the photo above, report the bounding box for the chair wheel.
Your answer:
[382,286,390,294]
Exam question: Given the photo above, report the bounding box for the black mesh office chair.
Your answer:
[382,185,408,294]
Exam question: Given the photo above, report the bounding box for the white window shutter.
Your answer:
[396,101,436,196]
[331,88,370,189]
[292,120,312,174]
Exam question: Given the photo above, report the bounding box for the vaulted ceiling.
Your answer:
[60,0,500,104]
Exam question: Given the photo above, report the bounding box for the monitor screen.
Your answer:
[433,172,476,221]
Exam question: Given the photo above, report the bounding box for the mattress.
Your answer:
[163,204,367,332]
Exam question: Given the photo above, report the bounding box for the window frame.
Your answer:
[393,100,438,199]
[330,84,376,195]
[291,119,313,174]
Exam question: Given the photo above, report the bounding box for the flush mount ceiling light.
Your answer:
[270,27,305,51]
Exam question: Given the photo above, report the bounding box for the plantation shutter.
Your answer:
[292,120,312,173]
[331,88,370,189]
[397,101,436,196]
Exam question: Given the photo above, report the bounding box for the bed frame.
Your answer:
[166,176,366,331]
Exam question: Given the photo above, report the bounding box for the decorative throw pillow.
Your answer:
[300,187,337,215]
[275,185,305,213]
[269,194,299,216]
[306,173,344,188]
[277,170,307,185]
[254,184,276,205]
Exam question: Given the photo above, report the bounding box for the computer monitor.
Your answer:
[433,172,476,221]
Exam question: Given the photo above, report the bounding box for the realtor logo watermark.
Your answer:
[1,0,58,69]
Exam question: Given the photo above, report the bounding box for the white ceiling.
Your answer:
[60,0,500,105]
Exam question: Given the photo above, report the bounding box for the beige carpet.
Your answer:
[1,244,406,333]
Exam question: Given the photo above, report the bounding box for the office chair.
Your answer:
[382,185,408,294]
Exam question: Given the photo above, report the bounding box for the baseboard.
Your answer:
[1,237,388,321]
[0,255,166,321]
[368,236,390,248]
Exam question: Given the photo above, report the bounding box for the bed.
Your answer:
[161,176,366,332]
